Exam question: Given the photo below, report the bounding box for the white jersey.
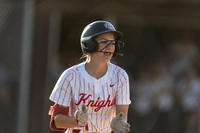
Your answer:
[49,62,131,133]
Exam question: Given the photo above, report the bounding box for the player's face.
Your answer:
[93,33,115,63]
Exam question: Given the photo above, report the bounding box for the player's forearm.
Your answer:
[54,114,79,128]
[119,113,128,122]
[116,105,129,122]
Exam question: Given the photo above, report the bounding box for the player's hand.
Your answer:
[111,112,130,133]
[75,103,88,126]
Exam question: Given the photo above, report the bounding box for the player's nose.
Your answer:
[106,43,115,50]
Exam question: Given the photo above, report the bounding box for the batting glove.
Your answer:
[75,103,88,126]
[111,112,130,133]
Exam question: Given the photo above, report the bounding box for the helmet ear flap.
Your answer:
[81,37,99,53]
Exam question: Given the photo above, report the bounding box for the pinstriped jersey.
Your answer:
[49,62,131,133]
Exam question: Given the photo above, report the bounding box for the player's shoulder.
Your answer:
[60,62,85,77]
[109,63,129,83]
[108,62,128,76]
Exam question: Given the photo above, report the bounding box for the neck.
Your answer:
[85,59,108,79]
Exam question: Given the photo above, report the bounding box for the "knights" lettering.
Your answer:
[75,93,115,112]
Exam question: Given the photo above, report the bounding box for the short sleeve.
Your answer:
[49,70,74,106]
[115,70,131,105]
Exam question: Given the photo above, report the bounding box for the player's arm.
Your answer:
[48,103,88,131]
[54,105,78,128]
[116,105,129,122]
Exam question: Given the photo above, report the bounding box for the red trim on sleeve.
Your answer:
[48,103,69,132]
[73,129,80,133]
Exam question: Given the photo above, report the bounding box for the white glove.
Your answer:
[75,103,88,126]
[111,112,130,133]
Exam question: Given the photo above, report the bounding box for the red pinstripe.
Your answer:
[62,73,73,105]
[83,79,86,98]
[92,85,95,132]
[105,83,110,128]
[87,83,90,112]
[120,78,124,104]
[78,72,81,110]
[120,78,124,87]
[72,69,77,89]
[96,93,99,131]
[110,78,115,99]
[83,78,85,133]
[75,66,78,71]
[114,66,117,71]
[72,70,77,111]
[121,72,128,104]
[101,84,105,129]
[88,83,91,131]
[106,82,110,119]
[113,67,117,77]
[117,68,121,88]
[56,73,71,103]
[122,72,127,81]
[72,70,77,103]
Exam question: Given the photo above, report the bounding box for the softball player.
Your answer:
[48,21,131,133]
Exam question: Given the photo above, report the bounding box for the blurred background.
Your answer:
[0,0,200,133]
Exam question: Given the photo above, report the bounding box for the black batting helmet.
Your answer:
[80,21,124,56]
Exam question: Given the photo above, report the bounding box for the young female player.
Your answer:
[48,20,131,133]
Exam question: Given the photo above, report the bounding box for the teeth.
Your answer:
[104,52,111,56]
[104,52,112,54]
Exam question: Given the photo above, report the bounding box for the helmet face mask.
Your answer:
[80,21,124,56]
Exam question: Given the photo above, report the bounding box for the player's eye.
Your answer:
[99,40,115,45]
[110,40,116,45]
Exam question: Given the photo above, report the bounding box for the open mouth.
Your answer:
[103,52,113,56]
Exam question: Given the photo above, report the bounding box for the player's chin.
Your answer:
[101,56,112,63]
